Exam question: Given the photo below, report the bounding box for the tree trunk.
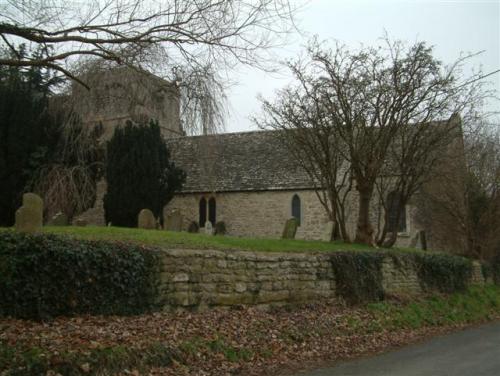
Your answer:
[355,187,375,245]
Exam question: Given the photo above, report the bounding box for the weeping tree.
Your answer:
[104,120,185,227]
[29,116,105,222]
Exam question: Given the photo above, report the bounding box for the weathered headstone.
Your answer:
[321,221,335,242]
[414,230,427,250]
[23,193,43,211]
[165,210,183,232]
[204,221,214,235]
[282,218,298,239]
[48,212,68,226]
[138,209,156,229]
[75,218,87,226]
[15,193,43,233]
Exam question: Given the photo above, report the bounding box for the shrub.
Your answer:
[0,231,161,320]
[414,253,472,293]
[330,252,385,304]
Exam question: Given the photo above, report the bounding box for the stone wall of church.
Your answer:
[164,190,331,240]
[164,189,421,247]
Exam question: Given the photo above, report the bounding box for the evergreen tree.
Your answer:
[0,45,61,226]
[104,120,185,227]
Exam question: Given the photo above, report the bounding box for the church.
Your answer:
[70,68,465,252]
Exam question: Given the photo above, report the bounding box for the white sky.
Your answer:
[225,0,500,132]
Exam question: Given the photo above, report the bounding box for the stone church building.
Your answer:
[73,68,465,251]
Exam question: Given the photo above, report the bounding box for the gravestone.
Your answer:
[23,193,43,210]
[415,230,427,250]
[15,193,43,233]
[165,210,183,232]
[138,209,156,229]
[48,212,68,226]
[282,218,298,239]
[75,218,87,226]
[204,221,214,235]
[321,221,335,242]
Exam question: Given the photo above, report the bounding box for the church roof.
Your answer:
[167,130,315,193]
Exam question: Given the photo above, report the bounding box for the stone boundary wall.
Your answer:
[158,249,485,310]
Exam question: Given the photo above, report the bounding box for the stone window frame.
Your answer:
[199,194,217,228]
[386,191,408,235]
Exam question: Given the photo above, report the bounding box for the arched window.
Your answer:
[386,191,406,233]
[291,194,301,226]
[199,197,207,227]
[208,197,216,225]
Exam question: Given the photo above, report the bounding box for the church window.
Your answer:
[386,191,406,233]
[199,197,207,227]
[291,194,301,226]
[208,197,216,225]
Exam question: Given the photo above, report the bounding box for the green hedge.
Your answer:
[330,252,385,304]
[0,232,161,320]
[330,251,475,304]
[413,253,472,293]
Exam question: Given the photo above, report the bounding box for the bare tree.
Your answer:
[0,0,298,87]
[260,36,494,246]
[1,0,299,135]
[255,62,353,242]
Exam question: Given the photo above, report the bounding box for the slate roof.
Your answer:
[167,130,315,193]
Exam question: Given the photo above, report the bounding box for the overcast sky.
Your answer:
[224,0,500,133]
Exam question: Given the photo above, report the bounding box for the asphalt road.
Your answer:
[296,322,500,376]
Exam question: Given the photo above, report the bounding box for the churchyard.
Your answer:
[1,1,498,372]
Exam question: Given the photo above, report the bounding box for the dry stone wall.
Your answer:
[159,249,335,310]
[157,249,485,310]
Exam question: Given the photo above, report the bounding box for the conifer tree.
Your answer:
[0,45,61,226]
[104,120,185,227]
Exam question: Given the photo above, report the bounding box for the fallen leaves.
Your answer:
[1,298,498,376]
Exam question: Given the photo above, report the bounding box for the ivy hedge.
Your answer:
[330,252,385,304]
[413,253,472,293]
[0,232,161,320]
[330,250,475,304]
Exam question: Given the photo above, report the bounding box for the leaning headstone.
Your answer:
[48,212,68,226]
[15,193,43,233]
[282,218,298,239]
[165,210,183,232]
[321,221,335,242]
[138,209,156,229]
[204,221,214,235]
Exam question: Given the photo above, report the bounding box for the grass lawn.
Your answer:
[0,225,416,253]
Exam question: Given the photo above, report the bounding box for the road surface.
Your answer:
[296,322,500,376]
